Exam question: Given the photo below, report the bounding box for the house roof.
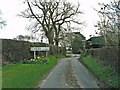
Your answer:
[87,36,105,45]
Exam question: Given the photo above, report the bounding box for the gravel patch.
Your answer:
[64,59,80,88]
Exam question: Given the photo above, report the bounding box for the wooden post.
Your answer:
[46,51,48,58]
[34,51,36,59]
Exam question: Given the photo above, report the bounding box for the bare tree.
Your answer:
[20,0,55,44]
[19,0,83,46]
[48,0,83,46]
[94,0,120,46]
[0,10,6,29]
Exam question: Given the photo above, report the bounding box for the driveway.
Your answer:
[37,57,99,88]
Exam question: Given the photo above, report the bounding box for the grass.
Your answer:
[81,55,119,88]
[0,66,2,89]
[2,56,57,88]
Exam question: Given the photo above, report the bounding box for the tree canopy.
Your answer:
[94,1,120,46]
[20,0,83,46]
[71,32,85,54]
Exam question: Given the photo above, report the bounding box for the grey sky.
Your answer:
[0,0,111,40]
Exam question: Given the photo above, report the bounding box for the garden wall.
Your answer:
[87,46,119,70]
[1,39,66,65]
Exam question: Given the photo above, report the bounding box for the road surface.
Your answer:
[37,57,99,88]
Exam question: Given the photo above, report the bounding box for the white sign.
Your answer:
[31,47,50,51]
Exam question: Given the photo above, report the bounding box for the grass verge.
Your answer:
[81,55,119,88]
[0,66,2,89]
[2,56,57,88]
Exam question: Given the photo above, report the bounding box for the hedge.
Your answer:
[87,46,119,72]
[0,39,66,65]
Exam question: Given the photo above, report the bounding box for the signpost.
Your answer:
[30,47,50,59]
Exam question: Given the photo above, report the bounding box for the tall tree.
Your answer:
[19,0,83,46]
[94,1,120,46]
[71,32,85,54]
[48,0,83,46]
[59,29,74,48]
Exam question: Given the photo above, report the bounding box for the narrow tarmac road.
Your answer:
[37,57,99,88]
[71,57,99,88]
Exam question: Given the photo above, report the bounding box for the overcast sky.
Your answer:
[0,0,111,40]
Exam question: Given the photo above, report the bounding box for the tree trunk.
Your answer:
[55,40,59,46]
[48,38,54,44]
